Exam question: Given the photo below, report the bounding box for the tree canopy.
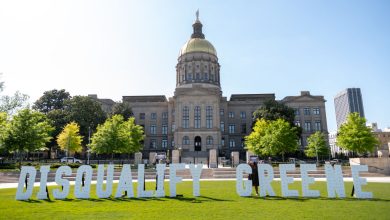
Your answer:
[33,89,71,114]
[111,102,133,120]
[66,96,107,143]
[90,115,144,158]
[245,118,299,161]
[337,112,379,154]
[0,109,54,166]
[0,91,29,115]
[253,100,295,125]
[305,131,329,159]
[57,122,83,156]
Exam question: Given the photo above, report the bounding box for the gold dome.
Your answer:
[180,38,217,56]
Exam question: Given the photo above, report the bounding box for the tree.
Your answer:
[33,89,71,114]
[111,102,133,120]
[253,100,295,125]
[0,112,7,149]
[90,115,144,160]
[1,109,54,167]
[337,112,379,155]
[57,122,83,157]
[305,131,329,164]
[252,100,301,138]
[66,96,107,145]
[245,118,299,161]
[0,91,29,115]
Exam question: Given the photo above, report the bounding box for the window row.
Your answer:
[294,107,321,116]
[149,139,171,149]
[149,124,169,135]
[139,112,169,120]
[221,137,246,148]
[182,106,213,129]
[220,122,247,134]
[182,136,214,145]
[294,120,322,132]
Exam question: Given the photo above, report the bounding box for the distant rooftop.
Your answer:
[123,95,167,102]
[229,94,275,102]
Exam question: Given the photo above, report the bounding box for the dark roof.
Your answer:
[123,95,167,103]
[229,94,275,102]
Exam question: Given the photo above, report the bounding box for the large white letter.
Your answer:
[258,164,275,197]
[96,164,114,198]
[74,165,92,199]
[37,165,51,200]
[53,166,72,199]
[189,164,203,197]
[115,164,134,198]
[279,164,299,197]
[300,164,320,197]
[351,165,372,199]
[325,164,345,198]
[137,164,153,198]
[155,164,166,197]
[15,166,36,200]
[236,164,252,197]
[169,163,185,197]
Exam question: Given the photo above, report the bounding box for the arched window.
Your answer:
[206,136,213,145]
[182,136,190,145]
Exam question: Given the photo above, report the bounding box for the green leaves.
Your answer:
[305,131,328,158]
[89,115,144,155]
[337,112,379,154]
[245,118,298,159]
[1,109,54,153]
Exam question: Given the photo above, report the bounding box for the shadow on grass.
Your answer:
[248,195,390,202]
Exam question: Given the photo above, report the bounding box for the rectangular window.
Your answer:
[162,125,168,135]
[220,121,225,132]
[162,112,168,119]
[162,139,168,148]
[304,121,311,132]
[150,139,156,149]
[171,124,176,132]
[220,109,224,116]
[295,121,301,127]
[150,125,156,134]
[294,108,300,116]
[182,106,189,128]
[229,139,236,148]
[229,124,235,134]
[241,123,247,134]
[315,120,321,131]
[221,137,225,146]
[313,108,320,115]
[304,108,311,115]
[151,113,157,120]
[241,138,245,148]
[206,106,213,129]
[139,113,145,120]
[240,111,246,119]
[171,140,175,147]
[194,106,201,129]
[229,112,235,118]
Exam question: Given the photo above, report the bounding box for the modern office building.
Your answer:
[334,88,365,128]
[90,13,329,161]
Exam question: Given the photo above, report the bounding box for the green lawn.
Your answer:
[1,181,390,219]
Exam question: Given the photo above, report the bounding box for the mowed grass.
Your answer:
[1,180,390,220]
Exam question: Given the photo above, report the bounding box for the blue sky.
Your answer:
[0,0,389,131]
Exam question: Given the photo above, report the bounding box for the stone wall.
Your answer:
[349,157,390,175]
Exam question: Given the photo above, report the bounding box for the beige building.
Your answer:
[92,15,329,161]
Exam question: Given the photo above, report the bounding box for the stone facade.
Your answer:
[91,15,329,161]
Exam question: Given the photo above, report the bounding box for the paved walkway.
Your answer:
[1,177,390,189]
